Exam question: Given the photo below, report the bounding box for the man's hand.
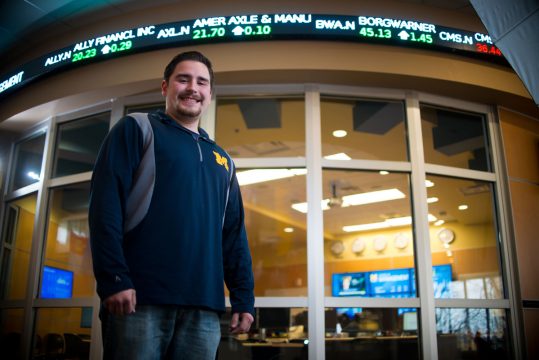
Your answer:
[229,312,254,334]
[103,289,136,315]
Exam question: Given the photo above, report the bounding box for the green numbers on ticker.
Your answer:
[241,25,272,36]
[101,41,133,55]
[359,27,391,39]
[193,27,226,39]
[72,48,97,62]
[72,41,132,62]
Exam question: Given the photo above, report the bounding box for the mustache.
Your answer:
[178,90,202,101]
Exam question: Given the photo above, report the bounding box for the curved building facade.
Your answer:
[0,1,538,359]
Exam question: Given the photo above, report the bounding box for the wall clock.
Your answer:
[373,236,388,252]
[437,228,455,244]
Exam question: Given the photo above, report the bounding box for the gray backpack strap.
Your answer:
[124,113,155,233]
[222,153,236,228]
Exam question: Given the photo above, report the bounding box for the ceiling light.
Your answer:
[434,220,445,226]
[425,180,435,187]
[27,171,40,180]
[237,168,307,186]
[341,188,405,207]
[284,227,294,233]
[291,200,330,214]
[343,214,437,232]
[291,188,405,213]
[324,153,351,160]
[427,197,439,203]
[379,171,389,175]
[458,204,468,210]
[332,130,347,138]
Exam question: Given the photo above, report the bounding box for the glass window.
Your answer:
[41,183,93,298]
[427,176,503,299]
[33,307,92,360]
[436,308,509,360]
[237,168,307,297]
[325,307,420,359]
[52,112,110,178]
[125,103,165,114]
[216,97,305,157]
[322,170,416,297]
[0,308,24,360]
[218,307,308,360]
[321,97,408,161]
[9,133,46,191]
[421,105,491,171]
[0,194,38,300]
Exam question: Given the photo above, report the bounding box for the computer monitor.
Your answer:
[80,307,93,328]
[257,308,290,332]
[325,308,338,332]
[40,266,73,299]
[332,272,367,296]
[368,268,412,297]
[403,311,418,332]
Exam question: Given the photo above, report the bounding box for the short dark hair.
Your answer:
[163,51,214,89]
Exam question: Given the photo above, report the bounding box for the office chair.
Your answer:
[44,333,65,359]
[63,333,90,360]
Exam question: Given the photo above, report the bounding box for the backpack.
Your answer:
[123,112,235,232]
[124,113,155,232]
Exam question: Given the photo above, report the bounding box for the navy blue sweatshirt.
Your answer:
[89,110,254,316]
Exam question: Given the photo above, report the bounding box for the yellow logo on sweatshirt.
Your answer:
[213,151,229,171]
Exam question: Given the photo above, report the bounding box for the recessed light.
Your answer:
[27,171,40,180]
[458,205,468,210]
[379,171,389,175]
[324,152,351,160]
[236,168,307,186]
[284,227,294,233]
[332,130,347,138]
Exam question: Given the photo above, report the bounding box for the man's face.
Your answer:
[161,60,212,125]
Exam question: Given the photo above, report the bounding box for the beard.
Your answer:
[176,104,202,119]
[169,92,205,123]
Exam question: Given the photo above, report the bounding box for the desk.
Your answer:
[242,341,305,348]
[219,336,420,360]
[325,335,420,360]
[238,339,307,360]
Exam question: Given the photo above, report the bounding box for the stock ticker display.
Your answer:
[0,13,504,99]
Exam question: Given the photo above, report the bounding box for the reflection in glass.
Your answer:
[216,97,305,157]
[0,308,24,360]
[427,176,503,299]
[42,183,93,298]
[239,168,307,297]
[218,308,309,360]
[52,112,110,178]
[436,308,509,360]
[421,106,491,171]
[9,133,46,191]
[325,308,420,359]
[125,103,165,114]
[218,307,308,360]
[33,308,91,360]
[0,194,38,300]
[321,97,408,161]
[322,170,415,297]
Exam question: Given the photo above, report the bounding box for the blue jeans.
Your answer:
[100,305,221,360]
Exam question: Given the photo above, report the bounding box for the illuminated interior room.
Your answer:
[0,1,538,359]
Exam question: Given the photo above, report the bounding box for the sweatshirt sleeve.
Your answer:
[222,165,255,316]
[89,116,143,301]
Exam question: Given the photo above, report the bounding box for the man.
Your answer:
[89,51,254,359]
